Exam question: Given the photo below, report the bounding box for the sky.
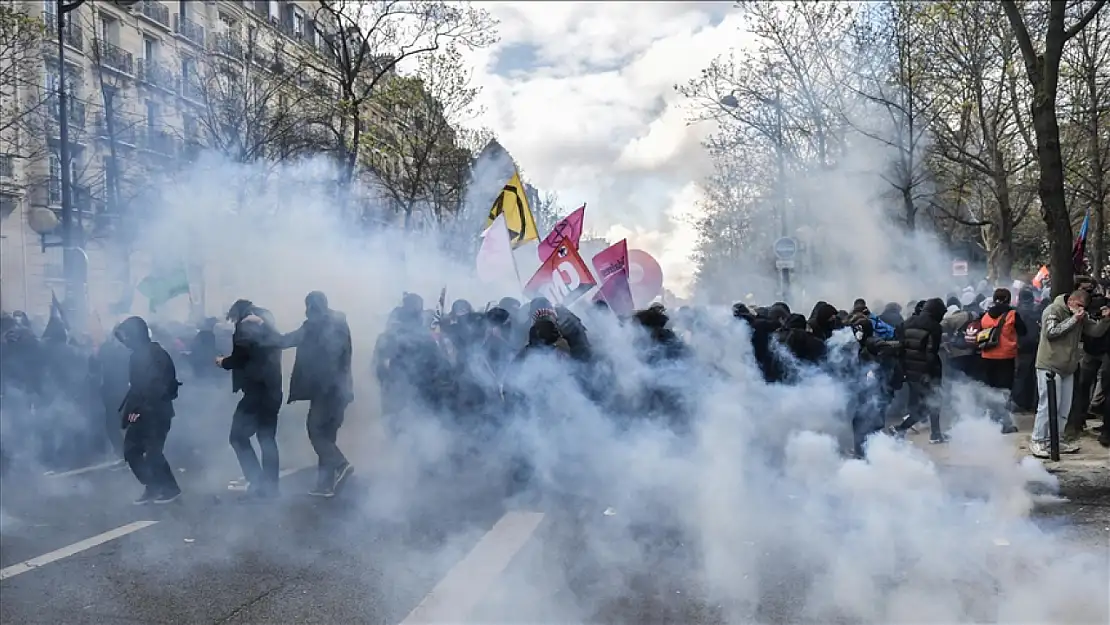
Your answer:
[460,1,749,296]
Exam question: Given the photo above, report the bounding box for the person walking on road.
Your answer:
[281,291,354,498]
[116,316,183,505]
[217,299,284,498]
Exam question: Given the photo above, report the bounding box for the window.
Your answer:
[48,154,61,204]
[0,154,13,178]
[293,7,305,38]
[100,14,119,46]
[181,56,194,79]
[0,193,16,217]
[219,13,235,33]
[183,114,197,141]
[179,0,188,17]
[144,36,158,61]
[146,100,159,128]
[268,0,279,20]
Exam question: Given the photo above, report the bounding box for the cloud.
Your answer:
[462,2,747,296]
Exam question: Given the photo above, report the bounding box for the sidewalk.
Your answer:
[912,411,1109,492]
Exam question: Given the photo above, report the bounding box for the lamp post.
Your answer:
[720,73,790,302]
[56,0,87,329]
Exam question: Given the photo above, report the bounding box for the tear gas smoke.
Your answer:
[1,145,1105,625]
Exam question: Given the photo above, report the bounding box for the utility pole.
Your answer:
[772,78,790,304]
[57,0,88,329]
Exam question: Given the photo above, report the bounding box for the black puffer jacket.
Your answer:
[115,316,180,421]
[898,297,946,382]
[220,306,283,398]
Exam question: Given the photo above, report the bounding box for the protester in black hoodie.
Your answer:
[808,301,841,341]
[281,291,354,498]
[891,297,948,443]
[849,314,903,457]
[1011,288,1040,411]
[217,299,284,498]
[733,303,780,382]
[773,313,827,383]
[116,316,182,505]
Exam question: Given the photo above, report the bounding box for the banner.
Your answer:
[476,213,520,291]
[1073,210,1090,273]
[627,249,664,307]
[523,240,597,306]
[538,204,586,262]
[485,170,539,249]
[137,264,190,313]
[591,239,635,316]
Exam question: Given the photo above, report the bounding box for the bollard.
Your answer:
[1046,371,1060,462]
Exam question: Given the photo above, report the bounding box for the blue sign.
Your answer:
[773,237,798,260]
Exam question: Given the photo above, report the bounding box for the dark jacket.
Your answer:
[733,306,781,382]
[220,308,283,398]
[898,298,946,382]
[284,309,353,403]
[90,336,131,406]
[808,302,841,340]
[1015,302,1040,355]
[115,316,179,422]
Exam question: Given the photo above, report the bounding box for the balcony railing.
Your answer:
[93,113,138,146]
[137,58,174,90]
[43,11,85,52]
[177,75,203,102]
[96,40,134,75]
[136,1,170,29]
[49,97,87,132]
[174,14,206,47]
[210,32,244,60]
[141,127,177,156]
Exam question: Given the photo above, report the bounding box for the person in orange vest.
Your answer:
[980,288,1027,434]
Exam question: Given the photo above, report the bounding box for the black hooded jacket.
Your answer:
[284,292,353,403]
[898,297,946,381]
[808,302,840,340]
[773,313,828,381]
[733,304,780,382]
[220,303,284,398]
[115,316,179,421]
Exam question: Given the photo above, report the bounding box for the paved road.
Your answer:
[2,446,1108,625]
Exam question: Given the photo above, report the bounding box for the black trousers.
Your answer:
[124,415,179,494]
[1012,353,1037,412]
[306,392,348,478]
[980,357,1016,426]
[1068,352,1107,433]
[899,378,941,436]
[229,392,281,491]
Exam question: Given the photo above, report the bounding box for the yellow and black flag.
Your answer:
[485,170,538,249]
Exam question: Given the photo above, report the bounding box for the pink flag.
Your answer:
[537,204,586,262]
[524,239,597,306]
[591,239,635,316]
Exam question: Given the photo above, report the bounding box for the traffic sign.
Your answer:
[775,259,796,270]
[773,237,798,260]
[952,260,968,277]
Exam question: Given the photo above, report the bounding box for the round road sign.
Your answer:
[773,237,798,260]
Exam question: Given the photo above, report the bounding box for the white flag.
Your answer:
[476,213,520,290]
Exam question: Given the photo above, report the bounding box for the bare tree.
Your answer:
[306,0,497,206]
[1059,6,1110,276]
[0,4,49,162]
[1000,0,1108,295]
[196,27,328,165]
[362,45,479,229]
[846,1,937,230]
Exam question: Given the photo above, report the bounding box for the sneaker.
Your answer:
[929,433,949,444]
[308,483,335,498]
[1001,424,1019,435]
[1060,441,1080,454]
[885,425,906,439]
[153,490,182,504]
[1028,440,1050,459]
[332,462,354,490]
[228,478,250,492]
[133,489,156,505]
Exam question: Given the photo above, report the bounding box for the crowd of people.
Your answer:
[2,277,1109,507]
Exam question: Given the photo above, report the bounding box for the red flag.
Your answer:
[537,204,586,262]
[591,239,635,316]
[524,239,597,306]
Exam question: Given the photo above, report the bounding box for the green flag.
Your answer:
[137,265,190,312]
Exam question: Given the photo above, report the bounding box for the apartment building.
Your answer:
[0,0,343,319]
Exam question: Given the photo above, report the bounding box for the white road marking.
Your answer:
[0,520,159,582]
[43,460,121,479]
[280,466,311,478]
[398,511,545,625]
[228,466,314,490]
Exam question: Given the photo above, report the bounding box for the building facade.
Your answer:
[0,0,339,320]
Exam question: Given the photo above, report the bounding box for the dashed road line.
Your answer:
[0,520,159,582]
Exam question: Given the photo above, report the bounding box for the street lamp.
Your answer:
[719,83,792,303]
[56,0,88,329]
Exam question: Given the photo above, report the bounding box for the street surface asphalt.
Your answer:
[1,438,1108,625]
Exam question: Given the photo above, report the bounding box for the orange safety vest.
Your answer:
[980,309,1018,360]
